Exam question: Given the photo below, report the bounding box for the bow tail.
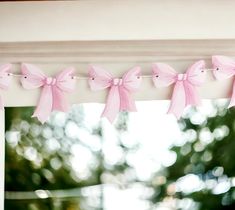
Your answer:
[0,96,4,110]
[168,81,186,119]
[229,79,235,108]
[32,85,53,123]
[102,86,120,123]
[184,82,201,107]
[52,86,69,112]
[119,87,137,112]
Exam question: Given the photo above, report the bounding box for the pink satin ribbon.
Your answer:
[152,60,206,119]
[21,63,76,123]
[212,55,235,108]
[88,65,142,123]
[0,64,12,109]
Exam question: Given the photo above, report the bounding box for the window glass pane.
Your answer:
[5,100,234,210]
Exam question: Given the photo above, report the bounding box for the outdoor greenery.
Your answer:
[5,106,134,210]
[152,103,235,210]
[4,101,235,210]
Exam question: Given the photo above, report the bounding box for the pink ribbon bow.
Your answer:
[152,60,206,119]
[0,64,12,109]
[88,65,142,123]
[212,55,235,108]
[21,63,76,123]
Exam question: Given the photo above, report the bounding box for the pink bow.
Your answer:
[21,63,76,123]
[88,65,142,123]
[152,60,206,119]
[0,64,12,109]
[212,55,235,107]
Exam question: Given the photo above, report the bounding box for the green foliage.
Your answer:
[150,103,235,210]
[6,102,235,210]
[5,107,135,210]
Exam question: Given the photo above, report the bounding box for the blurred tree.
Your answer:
[151,102,235,210]
[4,107,136,210]
[7,101,235,210]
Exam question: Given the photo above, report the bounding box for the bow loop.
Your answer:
[186,60,206,86]
[0,64,12,90]
[21,63,46,89]
[122,66,142,91]
[55,67,76,92]
[212,55,235,80]
[88,66,142,123]
[21,64,75,123]
[212,56,235,108]
[88,65,112,90]
[152,63,177,87]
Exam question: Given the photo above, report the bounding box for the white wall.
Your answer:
[1,0,235,42]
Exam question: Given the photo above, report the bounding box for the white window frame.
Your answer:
[0,110,4,210]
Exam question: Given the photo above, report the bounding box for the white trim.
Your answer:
[0,40,234,107]
[1,40,235,62]
[0,110,5,210]
[1,0,235,42]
